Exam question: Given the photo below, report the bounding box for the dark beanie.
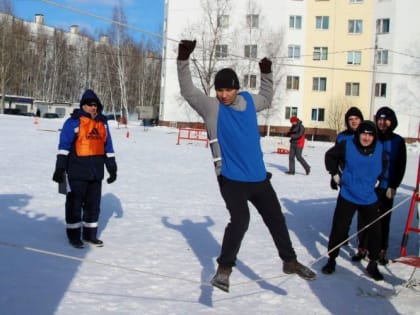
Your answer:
[356,120,377,136]
[79,89,103,111]
[375,106,398,131]
[345,106,364,121]
[214,68,240,90]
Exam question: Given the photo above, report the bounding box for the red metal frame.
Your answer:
[400,156,420,257]
[176,128,209,148]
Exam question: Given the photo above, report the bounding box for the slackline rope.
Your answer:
[0,194,412,288]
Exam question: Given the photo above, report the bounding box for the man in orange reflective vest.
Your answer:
[52,89,117,248]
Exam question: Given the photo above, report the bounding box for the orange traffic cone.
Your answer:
[34,117,39,125]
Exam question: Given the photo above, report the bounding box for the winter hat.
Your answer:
[79,89,103,111]
[345,106,364,122]
[290,116,299,123]
[356,120,377,137]
[214,68,240,90]
[375,106,398,132]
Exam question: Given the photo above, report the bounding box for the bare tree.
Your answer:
[327,96,354,134]
[0,6,161,116]
[239,0,285,136]
[183,0,233,95]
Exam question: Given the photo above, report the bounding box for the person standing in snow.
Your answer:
[330,107,364,244]
[322,120,387,281]
[285,116,310,175]
[52,89,117,248]
[177,39,316,292]
[335,107,364,144]
[352,107,406,265]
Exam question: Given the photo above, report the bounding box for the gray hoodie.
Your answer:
[177,59,274,175]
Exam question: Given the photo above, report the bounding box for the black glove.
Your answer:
[53,168,65,183]
[177,39,196,60]
[107,171,117,184]
[330,174,340,190]
[259,57,272,73]
[105,156,117,184]
[330,177,338,190]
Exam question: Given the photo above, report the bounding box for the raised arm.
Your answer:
[177,40,212,117]
[253,57,274,112]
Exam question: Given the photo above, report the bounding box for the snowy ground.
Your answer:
[0,114,419,315]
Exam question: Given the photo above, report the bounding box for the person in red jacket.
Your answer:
[286,116,311,175]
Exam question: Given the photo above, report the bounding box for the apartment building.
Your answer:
[160,0,419,141]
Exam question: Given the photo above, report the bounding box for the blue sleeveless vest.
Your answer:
[217,92,266,182]
[341,140,383,205]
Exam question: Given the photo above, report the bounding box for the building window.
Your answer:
[313,47,328,60]
[215,45,228,58]
[350,0,363,3]
[243,74,257,89]
[376,18,390,34]
[347,51,362,65]
[377,49,388,65]
[289,15,302,29]
[348,19,363,34]
[375,83,387,97]
[285,106,298,119]
[246,14,259,28]
[286,76,300,90]
[311,108,325,122]
[217,15,229,28]
[244,45,258,58]
[345,82,360,96]
[312,77,327,91]
[316,16,329,30]
[288,45,301,59]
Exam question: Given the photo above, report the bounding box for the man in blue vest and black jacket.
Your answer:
[177,39,316,292]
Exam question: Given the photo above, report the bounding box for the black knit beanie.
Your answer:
[214,68,240,90]
[356,120,377,136]
[375,106,398,131]
[345,106,364,121]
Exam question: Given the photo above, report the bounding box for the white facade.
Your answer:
[373,0,420,138]
[160,0,419,138]
[160,0,304,128]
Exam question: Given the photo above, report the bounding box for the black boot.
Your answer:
[66,227,84,249]
[211,265,232,292]
[378,250,389,266]
[351,248,368,262]
[83,226,104,247]
[321,258,336,275]
[366,260,384,281]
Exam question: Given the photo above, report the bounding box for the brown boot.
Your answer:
[283,259,316,280]
[211,265,232,292]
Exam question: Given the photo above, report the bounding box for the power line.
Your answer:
[40,0,170,41]
[16,1,420,77]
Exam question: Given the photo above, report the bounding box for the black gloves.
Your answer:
[177,39,196,60]
[52,154,68,183]
[259,57,272,73]
[107,170,117,184]
[330,174,340,190]
[105,157,117,184]
[53,168,65,183]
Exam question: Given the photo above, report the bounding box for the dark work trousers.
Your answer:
[66,180,102,225]
[327,195,382,261]
[288,143,310,173]
[356,188,393,251]
[216,174,297,267]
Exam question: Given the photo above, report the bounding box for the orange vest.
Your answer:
[75,116,107,156]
